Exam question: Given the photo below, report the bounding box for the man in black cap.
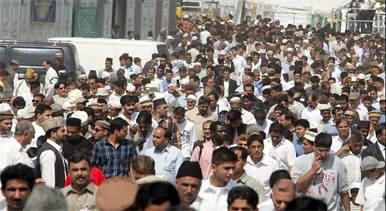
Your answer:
[175,161,202,207]
[62,117,93,160]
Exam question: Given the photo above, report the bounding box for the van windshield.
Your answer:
[9,47,64,67]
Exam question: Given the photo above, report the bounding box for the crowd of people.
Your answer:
[0,12,385,211]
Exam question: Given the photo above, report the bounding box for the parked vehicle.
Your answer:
[48,37,168,75]
[0,40,81,81]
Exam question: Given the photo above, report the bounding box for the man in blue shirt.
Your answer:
[91,117,137,178]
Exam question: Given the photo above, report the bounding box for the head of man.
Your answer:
[225,110,242,129]
[108,117,129,142]
[43,117,66,143]
[14,121,35,147]
[271,179,296,211]
[230,146,248,178]
[32,94,45,107]
[105,57,113,70]
[348,131,363,155]
[197,96,210,116]
[175,161,202,206]
[336,118,350,140]
[68,152,91,191]
[65,117,82,138]
[134,181,180,211]
[121,95,139,117]
[153,98,168,119]
[227,186,259,211]
[136,111,153,136]
[211,147,237,186]
[306,94,318,110]
[54,82,67,98]
[229,97,242,111]
[207,92,219,111]
[1,164,36,211]
[295,119,310,139]
[130,155,155,180]
[361,156,385,181]
[91,120,109,141]
[0,110,13,135]
[314,133,333,162]
[247,134,264,163]
[269,123,284,146]
[173,107,186,124]
[152,127,170,151]
[376,126,386,146]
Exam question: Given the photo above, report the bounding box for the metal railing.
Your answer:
[344,8,385,36]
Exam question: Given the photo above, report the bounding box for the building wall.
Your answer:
[0,0,73,41]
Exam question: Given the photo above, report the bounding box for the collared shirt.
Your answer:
[331,134,351,153]
[0,138,33,173]
[341,152,362,188]
[264,137,296,170]
[292,153,349,211]
[40,139,67,188]
[293,138,304,157]
[258,198,274,211]
[30,121,45,148]
[236,172,265,203]
[244,155,279,202]
[356,174,385,211]
[91,139,137,178]
[301,106,322,129]
[186,107,217,140]
[62,184,97,211]
[191,179,236,211]
[191,141,215,179]
[176,120,196,158]
[141,144,184,183]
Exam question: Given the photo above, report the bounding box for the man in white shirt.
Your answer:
[141,127,184,183]
[258,178,296,211]
[244,134,280,202]
[192,147,237,211]
[301,94,322,129]
[355,156,385,211]
[0,104,14,142]
[264,123,296,171]
[31,104,52,148]
[173,107,196,159]
[36,117,67,188]
[0,121,34,173]
[340,131,363,189]
[42,60,58,97]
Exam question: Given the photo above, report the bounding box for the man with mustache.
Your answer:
[62,151,97,211]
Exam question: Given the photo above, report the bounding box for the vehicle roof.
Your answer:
[0,40,75,48]
[48,37,165,45]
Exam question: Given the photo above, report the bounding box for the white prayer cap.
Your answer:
[229,96,241,103]
[180,78,190,86]
[187,94,197,101]
[126,83,136,92]
[96,88,109,97]
[70,110,89,126]
[109,99,122,109]
[17,106,35,119]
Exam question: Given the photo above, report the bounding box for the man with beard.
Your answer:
[175,161,202,207]
[62,152,97,211]
[91,117,137,178]
[62,117,93,160]
[0,164,35,211]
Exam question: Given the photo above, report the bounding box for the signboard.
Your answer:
[73,7,98,37]
[31,0,56,22]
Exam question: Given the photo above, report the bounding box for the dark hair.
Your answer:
[227,186,259,209]
[315,133,332,148]
[230,146,248,161]
[269,169,291,188]
[173,106,186,115]
[244,84,255,92]
[109,117,129,134]
[285,196,327,211]
[136,111,152,125]
[198,96,210,105]
[132,155,155,175]
[1,163,35,190]
[134,181,180,210]
[269,122,283,134]
[69,150,91,166]
[35,104,52,116]
[295,119,310,128]
[12,96,26,109]
[54,81,66,89]
[376,124,386,136]
[247,134,264,147]
[227,109,242,121]
[120,95,139,106]
[211,147,237,165]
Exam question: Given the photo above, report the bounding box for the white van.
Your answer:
[48,37,167,74]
